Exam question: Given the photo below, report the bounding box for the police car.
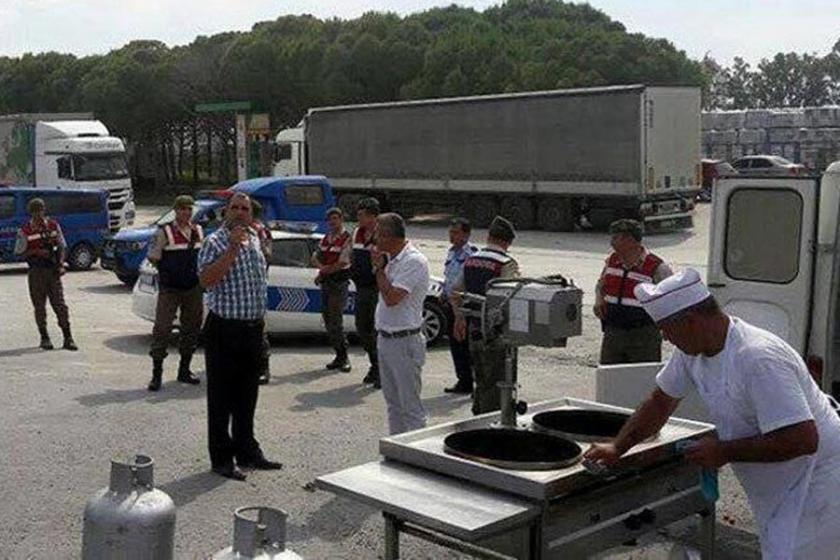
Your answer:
[131,229,449,345]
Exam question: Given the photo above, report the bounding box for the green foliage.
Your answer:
[0,0,706,137]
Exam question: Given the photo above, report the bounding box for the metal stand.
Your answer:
[498,345,520,428]
[699,507,716,560]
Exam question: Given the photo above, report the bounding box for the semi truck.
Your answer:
[0,113,134,231]
[273,84,701,231]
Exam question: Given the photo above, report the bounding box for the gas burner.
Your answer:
[443,428,582,471]
[531,408,635,443]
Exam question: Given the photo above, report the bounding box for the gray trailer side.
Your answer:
[304,86,696,231]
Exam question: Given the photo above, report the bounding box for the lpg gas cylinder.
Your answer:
[82,454,176,559]
[213,506,302,559]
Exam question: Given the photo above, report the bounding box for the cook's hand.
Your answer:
[684,435,728,469]
[583,442,622,467]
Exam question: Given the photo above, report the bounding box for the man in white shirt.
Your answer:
[585,268,840,559]
[372,213,430,435]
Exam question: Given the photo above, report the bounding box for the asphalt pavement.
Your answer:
[0,204,761,558]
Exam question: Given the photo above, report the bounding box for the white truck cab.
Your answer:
[37,120,134,231]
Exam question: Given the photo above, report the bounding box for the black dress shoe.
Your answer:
[444,383,473,394]
[212,464,247,481]
[239,456,283,470]
[258,372,270,385]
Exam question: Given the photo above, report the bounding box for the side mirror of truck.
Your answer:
[57,156,72,179]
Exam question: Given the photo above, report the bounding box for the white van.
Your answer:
[598,162,840,417]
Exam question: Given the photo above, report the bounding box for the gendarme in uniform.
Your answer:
[146,195,203,391]
[595,219,672,364]
[350,197,381,387]
[14,197,77,351]
[452,216,519,415]
[314,207,352,372]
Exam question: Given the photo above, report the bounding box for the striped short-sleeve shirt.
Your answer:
[198,225,267,320]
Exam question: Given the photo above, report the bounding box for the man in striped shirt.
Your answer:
[198,192,281,481]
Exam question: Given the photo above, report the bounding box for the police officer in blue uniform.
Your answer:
[442,217,477,394]
[451,216,519,414]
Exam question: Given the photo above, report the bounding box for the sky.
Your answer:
[1,0,838,66]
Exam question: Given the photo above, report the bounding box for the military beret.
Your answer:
[27,198,45,213]
[356,197,380,215]
[325,206,343,219]
[173,195,194,209]
[488,215,516,243]
[608,218,643,241]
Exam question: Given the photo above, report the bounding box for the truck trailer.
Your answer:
[0,113,134,231]
[273,84,701,231]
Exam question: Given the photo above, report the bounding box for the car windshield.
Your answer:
[771,156,793,165]
[72,153,130,181]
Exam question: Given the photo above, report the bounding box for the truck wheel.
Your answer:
[500,196,535,230]
[537,199,574,232]
[587,209,617,230]
[469,197,498,228]
[422,299,448,346]
[67,243,96,271]
[337,194,363,219]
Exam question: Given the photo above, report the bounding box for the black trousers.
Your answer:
[203,312,264,468]
[444,302,473,386]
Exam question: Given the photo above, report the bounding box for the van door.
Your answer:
[708,177,819,352]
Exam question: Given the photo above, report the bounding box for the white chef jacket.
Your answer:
[656,317,840,559]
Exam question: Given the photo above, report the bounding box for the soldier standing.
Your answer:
[14,198,77,351]
[146,195,203,391]
[593,219,672,364]
[313,207,352,372]
[350,197,381,388]
[451,216,519,415]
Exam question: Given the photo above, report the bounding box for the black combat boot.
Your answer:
[177,354,200,385]
[39,328,54,350]
[148,359,163,392]
[326,347,351,372]
[61,328,78,351]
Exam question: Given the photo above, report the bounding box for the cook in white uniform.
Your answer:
[585,268,840,559]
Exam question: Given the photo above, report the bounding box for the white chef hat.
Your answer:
[633,268,711,323]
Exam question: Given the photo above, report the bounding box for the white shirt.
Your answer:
[375,242,429,333]
[656,317,840,558]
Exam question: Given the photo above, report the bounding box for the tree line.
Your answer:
[702,41,840,110]
[0,0,836,186]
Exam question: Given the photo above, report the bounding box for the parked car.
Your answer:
[0,186,109,270]
[132,229,449,345]
[730,155,806,176]
[103,175,335,285]
[102,199,225,285]
[698,159,737,202]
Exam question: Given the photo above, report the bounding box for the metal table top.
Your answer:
[315,460,541,541]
